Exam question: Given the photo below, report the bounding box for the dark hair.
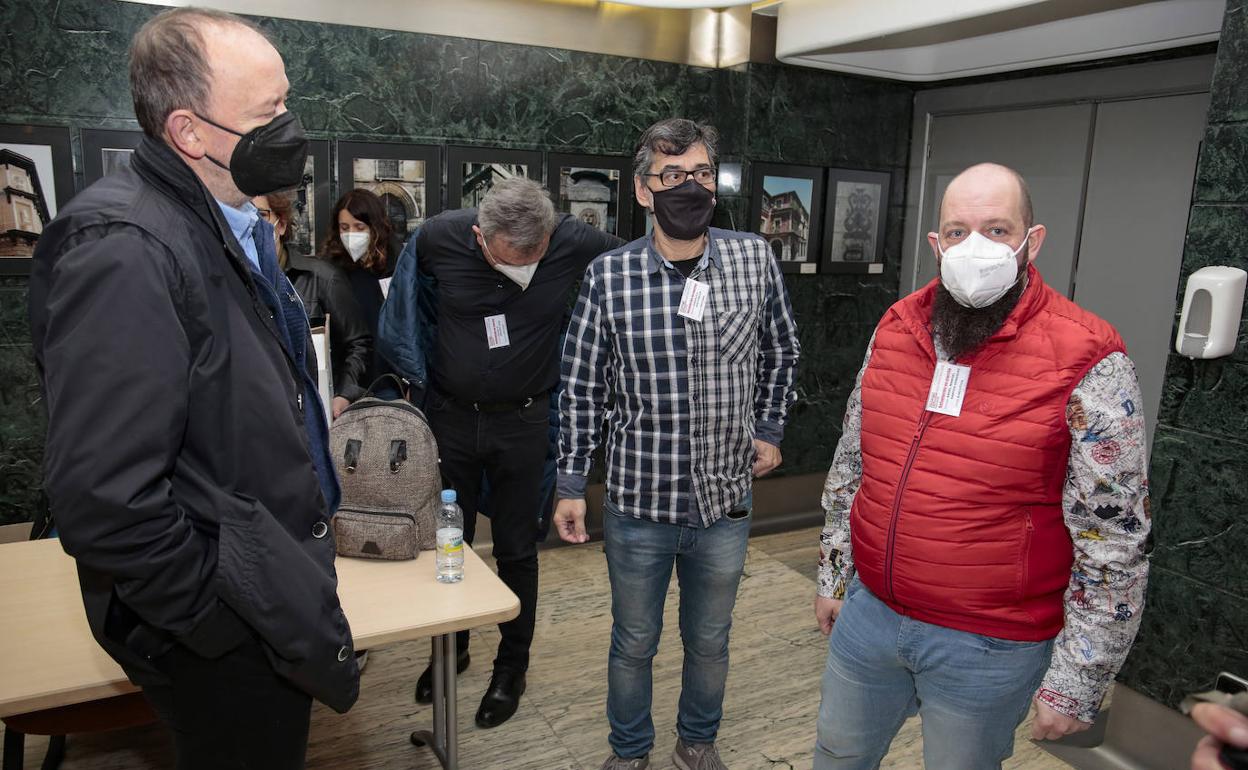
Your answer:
[321,189,395,275]
[633,118,720,179]
[264,191,295,245]
[128,7,266,138]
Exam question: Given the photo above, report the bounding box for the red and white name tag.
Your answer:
[485,314,510,349]
[678,279,710,322]
[925,361,971,417]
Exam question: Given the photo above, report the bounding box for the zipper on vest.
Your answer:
[884,409,935,604]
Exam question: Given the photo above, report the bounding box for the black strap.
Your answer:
[389,439,407,473]
[344,439,361,473]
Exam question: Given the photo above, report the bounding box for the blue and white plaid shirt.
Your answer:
[557,228,800,527]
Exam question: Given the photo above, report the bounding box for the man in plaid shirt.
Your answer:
[554,118,800,770]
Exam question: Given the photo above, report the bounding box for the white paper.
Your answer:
[925,361,971,417]
[485,314,511,349]
[677,279,710,322]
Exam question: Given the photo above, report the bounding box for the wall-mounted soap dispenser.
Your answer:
[1175,266,1247,359]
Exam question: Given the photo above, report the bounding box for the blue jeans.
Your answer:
[603,499,751,759]
[814,579,1054,770]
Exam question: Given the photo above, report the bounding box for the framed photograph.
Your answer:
[546,152,633,239]
[749,162,824,275]
[285,139,331,257]
[448,146,542,211]
[82,128,143,186]
[336,140,441,243]
[823,167,891,274]
[0,124,74,275]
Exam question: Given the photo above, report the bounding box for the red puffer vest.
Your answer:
[852,266,1124,641]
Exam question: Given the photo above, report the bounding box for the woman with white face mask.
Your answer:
[320,189,401,395]
[254,192,371,419]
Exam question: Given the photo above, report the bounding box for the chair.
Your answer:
[3,694,157,770]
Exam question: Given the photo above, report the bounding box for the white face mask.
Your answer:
[937,229,1030,308]
[482,238,539,290]
[493,261,538,290]
[342,231,370,263]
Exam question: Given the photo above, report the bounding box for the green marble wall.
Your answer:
[1116,0,1248,709]
[0,0,913,523]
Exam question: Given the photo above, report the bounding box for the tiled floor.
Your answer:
[4,527,1073,769]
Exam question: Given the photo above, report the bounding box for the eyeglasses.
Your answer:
[643,166,717,188]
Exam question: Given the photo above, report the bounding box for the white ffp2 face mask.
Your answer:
[493,261,538,290]
[342,231,370,262]
[937,230,1030,308]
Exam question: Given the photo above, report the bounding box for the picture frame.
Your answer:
[749,162,825,275]
[448,146,542,211]
[822,167,891,274]
[81,128,143,186]
[336,140,442,244]
[545,152,634,239]
[0,123,74,276]
[287,139,331,258]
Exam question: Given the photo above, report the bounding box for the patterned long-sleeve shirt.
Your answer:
[818,339,1149,723]
[557,229,800,526]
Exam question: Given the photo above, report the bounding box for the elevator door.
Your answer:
[1072,92,1210,449]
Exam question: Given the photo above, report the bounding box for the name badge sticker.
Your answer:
[678,279,710,322]
[485,314,510,349]
[925,361,971,417]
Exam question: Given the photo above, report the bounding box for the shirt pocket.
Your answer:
[713,307,758,365]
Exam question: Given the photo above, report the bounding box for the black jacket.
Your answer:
[286,252,372,402]
[28,137,359,713]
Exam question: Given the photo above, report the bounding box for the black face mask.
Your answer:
[650,179,716,241]
[196,111,309,197]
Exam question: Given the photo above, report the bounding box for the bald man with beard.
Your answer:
[810,164,1151,770]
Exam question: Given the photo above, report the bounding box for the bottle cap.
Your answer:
[441,489,457,504]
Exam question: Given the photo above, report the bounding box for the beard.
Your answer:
[931,274,1027,361]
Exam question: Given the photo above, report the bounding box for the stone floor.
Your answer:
[4,527,1073,769]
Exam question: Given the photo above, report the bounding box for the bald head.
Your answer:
[940,163,1033,230]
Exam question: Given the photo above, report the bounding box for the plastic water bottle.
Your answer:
[436,489,464,583]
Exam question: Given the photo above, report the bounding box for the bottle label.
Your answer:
[437,527,463,555]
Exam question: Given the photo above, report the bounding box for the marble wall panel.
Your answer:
[1118,564,1248,708]
[1148,427,1248,597]
[1207,2,1248,123]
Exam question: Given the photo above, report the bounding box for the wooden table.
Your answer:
[0,538,518,770]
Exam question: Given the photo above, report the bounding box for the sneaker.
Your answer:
[672,739,727,770]
[599,753,649,769]
[355,650,369,672]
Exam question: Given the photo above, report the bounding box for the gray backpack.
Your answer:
[329,377,441,560]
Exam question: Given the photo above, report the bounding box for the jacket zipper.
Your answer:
[884,408,935,604]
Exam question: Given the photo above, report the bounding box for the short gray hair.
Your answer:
[128,7,266,137]
[633,118,720,179]
[477,177,558,252]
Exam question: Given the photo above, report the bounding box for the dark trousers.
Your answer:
[428,391,547,673]
[141,638,312,770]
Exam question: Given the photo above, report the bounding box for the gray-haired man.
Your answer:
[413,177,624,728]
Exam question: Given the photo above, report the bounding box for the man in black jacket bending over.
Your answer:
[27,8,358,769]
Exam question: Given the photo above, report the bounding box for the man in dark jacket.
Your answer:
[27,8,358,769]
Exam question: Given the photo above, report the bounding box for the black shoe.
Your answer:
[474,668,526,729]
[414,650,471,704]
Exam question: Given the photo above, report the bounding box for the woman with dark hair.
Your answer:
[321,189,401,391]
[254,191,372,418]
